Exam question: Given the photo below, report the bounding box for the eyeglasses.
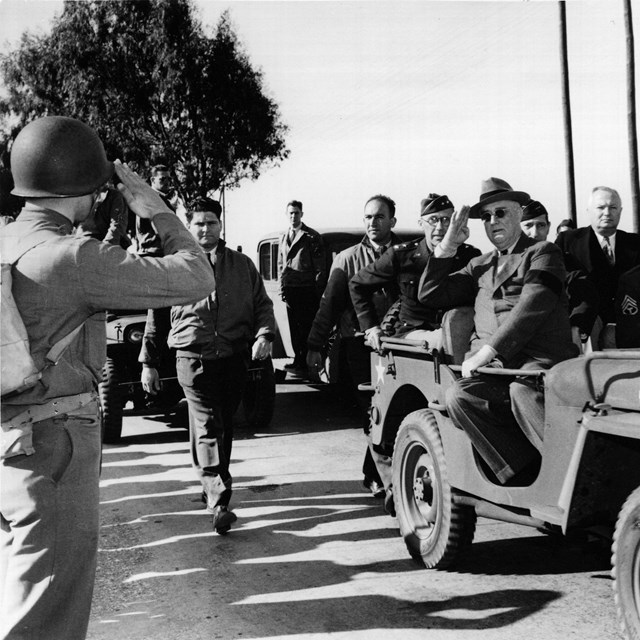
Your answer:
[480,208,510,223]
[423,215,451,227]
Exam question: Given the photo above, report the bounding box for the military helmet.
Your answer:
[10,116,113,198]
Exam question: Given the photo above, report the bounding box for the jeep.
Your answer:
[362,307,640,639]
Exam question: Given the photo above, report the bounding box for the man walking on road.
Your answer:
[140,197,275,535]
[0,116,214,640]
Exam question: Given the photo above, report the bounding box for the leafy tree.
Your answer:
[0,0,289,201]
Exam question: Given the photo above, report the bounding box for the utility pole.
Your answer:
[559,1,577,224]
[624,0,640,232]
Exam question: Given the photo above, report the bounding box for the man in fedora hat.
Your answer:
[350,193,479,513]
[418,178,578,485]
[520,199,550,242]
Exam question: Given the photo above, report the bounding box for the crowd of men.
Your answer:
[2,115,640,639]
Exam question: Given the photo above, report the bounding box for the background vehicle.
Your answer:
[362,306,640,639]
[100,310,275,443]
[257,227,420,384]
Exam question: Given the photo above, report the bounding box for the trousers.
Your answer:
[283,286,319,365]
[0,403,101,640]
[445,370,543,483]
[176,353,248,510]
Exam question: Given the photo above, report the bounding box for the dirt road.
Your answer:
[88,380,623,640]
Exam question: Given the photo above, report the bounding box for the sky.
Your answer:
[1,0,639,254]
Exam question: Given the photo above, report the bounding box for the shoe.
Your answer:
[284,362,302,371]
[211,506,237,535]
[362,478,385,499]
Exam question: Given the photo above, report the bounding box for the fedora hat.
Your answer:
[522,199,549,222]
[420,193,453,217]
[469,177,530,218]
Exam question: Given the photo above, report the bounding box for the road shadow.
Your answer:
[92,463,571,638]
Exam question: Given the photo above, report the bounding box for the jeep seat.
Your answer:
[440,306,475,365]
[545,352,640,411]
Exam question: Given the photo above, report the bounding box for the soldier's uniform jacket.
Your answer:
[616,265,640,348]
[349,237,480,334]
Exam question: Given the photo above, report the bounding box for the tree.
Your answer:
[0,0,289,201]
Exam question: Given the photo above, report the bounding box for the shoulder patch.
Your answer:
[622,294,639,316]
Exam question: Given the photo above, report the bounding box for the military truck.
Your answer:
[362,306,640,639]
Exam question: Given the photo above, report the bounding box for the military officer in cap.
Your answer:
[520,199,551,242]
[349,193,480,352]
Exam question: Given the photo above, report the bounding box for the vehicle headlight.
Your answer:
[126,326,145,344]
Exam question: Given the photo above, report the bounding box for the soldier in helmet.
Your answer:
[0,116,215,639]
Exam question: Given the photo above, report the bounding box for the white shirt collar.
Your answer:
[596,231,616,252]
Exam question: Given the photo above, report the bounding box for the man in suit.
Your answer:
[555,187,640,346]
[278,200,326,372]
[418,178,578,485]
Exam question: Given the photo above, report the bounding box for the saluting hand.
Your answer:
[114,160,174,220]
[439,205,471,253]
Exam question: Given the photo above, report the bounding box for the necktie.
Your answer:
[287,229,295,246]
[603,237,615,266]
[376,245,387,258]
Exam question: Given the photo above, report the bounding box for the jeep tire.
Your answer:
[612,485,640,640]
[393,409,476,569]
[242,357,275,429]
[100,356,124,443]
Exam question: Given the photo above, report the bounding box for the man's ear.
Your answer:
[390,217,397,229]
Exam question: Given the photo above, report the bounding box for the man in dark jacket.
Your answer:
[556,186,640,346]
[278,200,326,372]
[306,194,399,497]
[140,197,275,534]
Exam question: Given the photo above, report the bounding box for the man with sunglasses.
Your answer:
[349,194,479,514]
[350,194,479,352]
[418,177,578,485]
